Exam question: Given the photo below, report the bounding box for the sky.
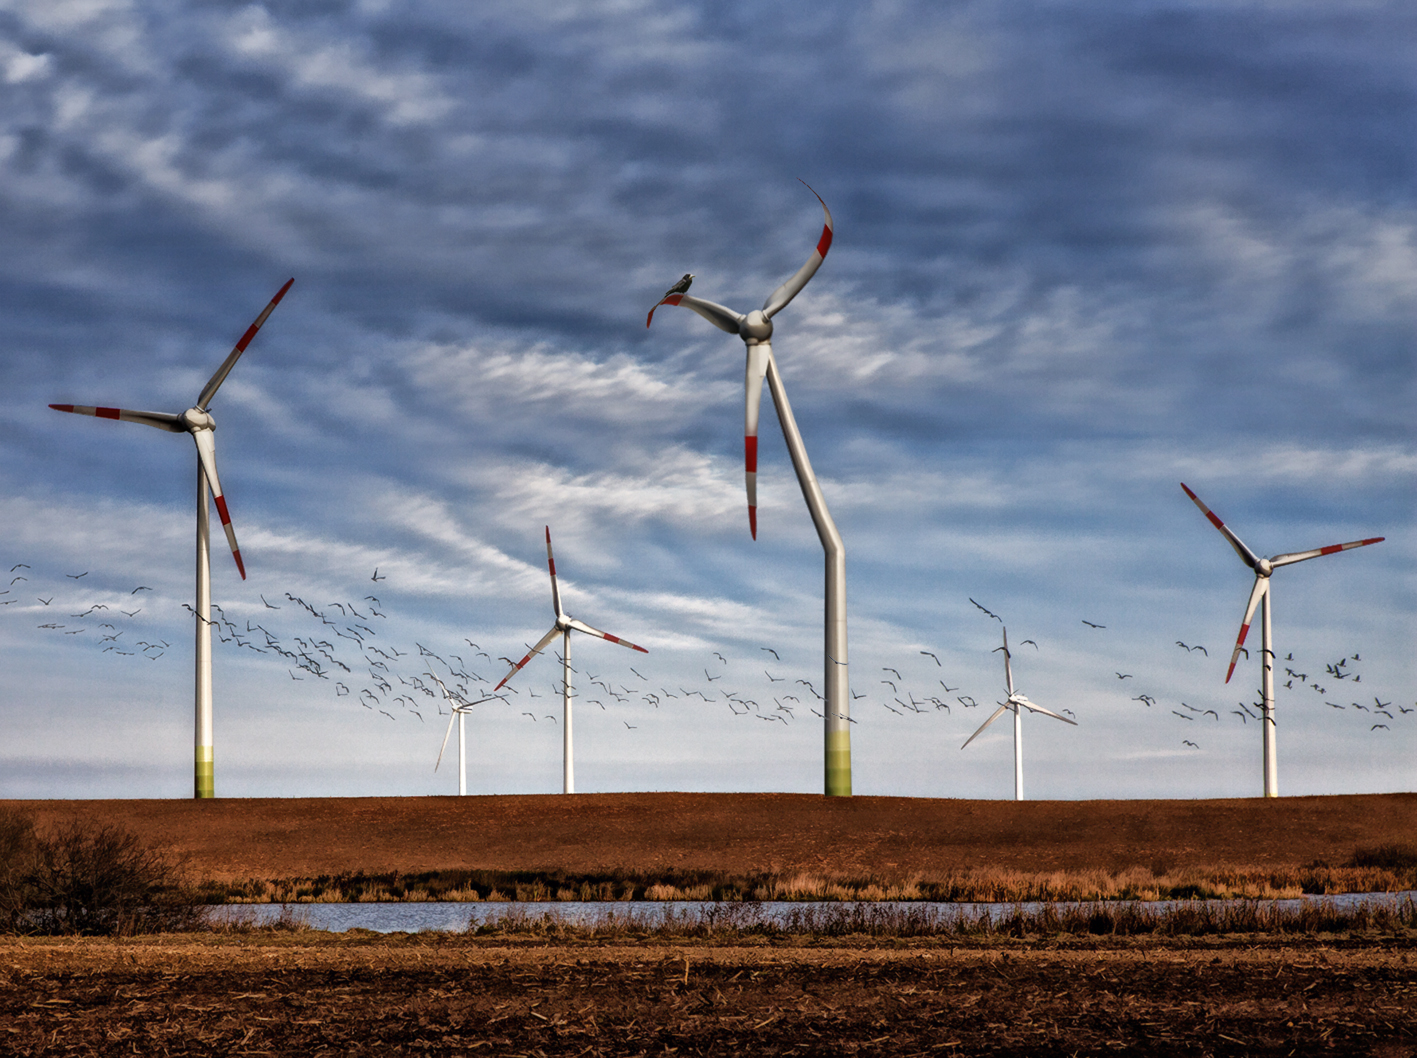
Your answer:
[0,0,1412,802]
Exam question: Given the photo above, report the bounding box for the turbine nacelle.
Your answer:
[1256,558,1273,577]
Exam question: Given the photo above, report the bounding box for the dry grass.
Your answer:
[205,853,1417,907]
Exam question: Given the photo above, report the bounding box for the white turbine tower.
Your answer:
[647,181,852,796]
[1180,482,1384,798]
[49,279,293,799]
[962,627,1076,801]
[429,673,501,796]
[493,527,648,794]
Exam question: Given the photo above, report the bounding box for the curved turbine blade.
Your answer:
[1225,575,1268,684]
[494,624,561,691]
[545,526,563,617]
[435,708,458,773]
[1000,627,1014,696]
[647,293,745,334]
[190,429,245,580]
[743,344,769,539]
[197,278,294,410]
[761,180,834,319]
[1013,695,1077,725]
[1181,483,1260,570]
[566,617,648,654]
[962,704,1010,750]
[48,405,183,432]
[1271,536,1384,567]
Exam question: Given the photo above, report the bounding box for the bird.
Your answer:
[623,721,636,729]
[1231,710,1247,723]
[883,667,901,679]
[1082,620,1105,629]
[37,597,52,606]
[761,648,779,661]
[131,586,152,594]
[9,564,29,572]
[659,273,694,300]
[940,682,959,693]
[1203,710,1219,720]
[705,669,721,681]
[522,712,536,721]
[66,572,88,579]
[1371,724,1389,731]
[1192,645,1208,656]
[371,568,385,581]
[920,651,940,666]
[713,652,727,663]
[1116,672,1133,680]
[1172,711,1193,721]
[766,670,784,682]
[1020,639,1038,649]
[631,667,647,680]
[1182,740,1199,748]
[969,598,1002,622]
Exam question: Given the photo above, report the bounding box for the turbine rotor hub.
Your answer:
[740,309,772,342]
[1257,558,1273,576]
[180,407,215,432]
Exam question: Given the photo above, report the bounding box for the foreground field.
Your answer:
[6,793,1417,899]
[3,931,1416,1056]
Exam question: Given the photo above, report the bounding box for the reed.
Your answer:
[463,895,1417,940]
[207,855,1417,906]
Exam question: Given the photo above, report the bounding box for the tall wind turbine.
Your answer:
[493,527,648,794]
[647,181,852,796]
[429,673,501,796]
[962,627,1076,801]
[49,279,294,799]
[1180,482,1383,798]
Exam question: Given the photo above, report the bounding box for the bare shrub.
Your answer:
[4,816,203,936]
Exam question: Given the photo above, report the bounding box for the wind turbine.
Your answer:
[647,181,852,796]
[961,627,1075,801]
[429,673,501,796]
[1180,482,1383,798]
[493,527,648,794]
[49,279,294,799]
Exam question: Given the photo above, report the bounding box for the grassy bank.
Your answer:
[208,843,1417,905]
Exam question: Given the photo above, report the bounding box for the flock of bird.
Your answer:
[6,557,1407,762]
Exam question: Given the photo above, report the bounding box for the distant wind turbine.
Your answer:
[493,527,648,793]
[429,674,500,796]
[49,279,293,798]
[1180,482,1383,798]
[961,627,1076,801]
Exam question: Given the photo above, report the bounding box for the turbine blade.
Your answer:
[761,180,834,319]
[493,625,561,691]
[1001,627,1014,696]
[545,526,563,617]
[1014,696,1077,725]
[744,344,769,539]
[190,430,245,580]
[1225,575,1268,684]
[1270,536,1385,567]
[197,278,294,410]
[48,406,184,432]
[566,617,648,654]
[647,293,745,333]
[962,704,1010,750]
[1181,483,1261,570]
[435,709,457,772]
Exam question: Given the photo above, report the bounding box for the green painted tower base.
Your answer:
[825,730,851,796]
[195,748,214,799]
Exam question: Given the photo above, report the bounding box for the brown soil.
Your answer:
[3,933,1416,1056]
[5,792,1416,883]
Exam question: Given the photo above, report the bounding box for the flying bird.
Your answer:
[1116,672,1133,680]
[1020,639,1038,649]
[969,598,1002,622]
[66,572,88,579]
[761,647,779,661]
[920,651,940,665]
[371,568,385,581]
[1182,740,1199,748]
[1082,620,1105,629]
[883,667,901,679]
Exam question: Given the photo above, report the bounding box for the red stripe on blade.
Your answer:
[816,226,833,259]
[97,407,120,420]
[633,644,648,654]
[744,436,758,472]
[233,550,246,580]
[49,404,74,412]
[214,495,233,527]
[749,506,757,540]
[603,634,621,644]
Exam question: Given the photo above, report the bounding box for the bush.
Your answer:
[0,811,203,936]
[1351,844,1417,871]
